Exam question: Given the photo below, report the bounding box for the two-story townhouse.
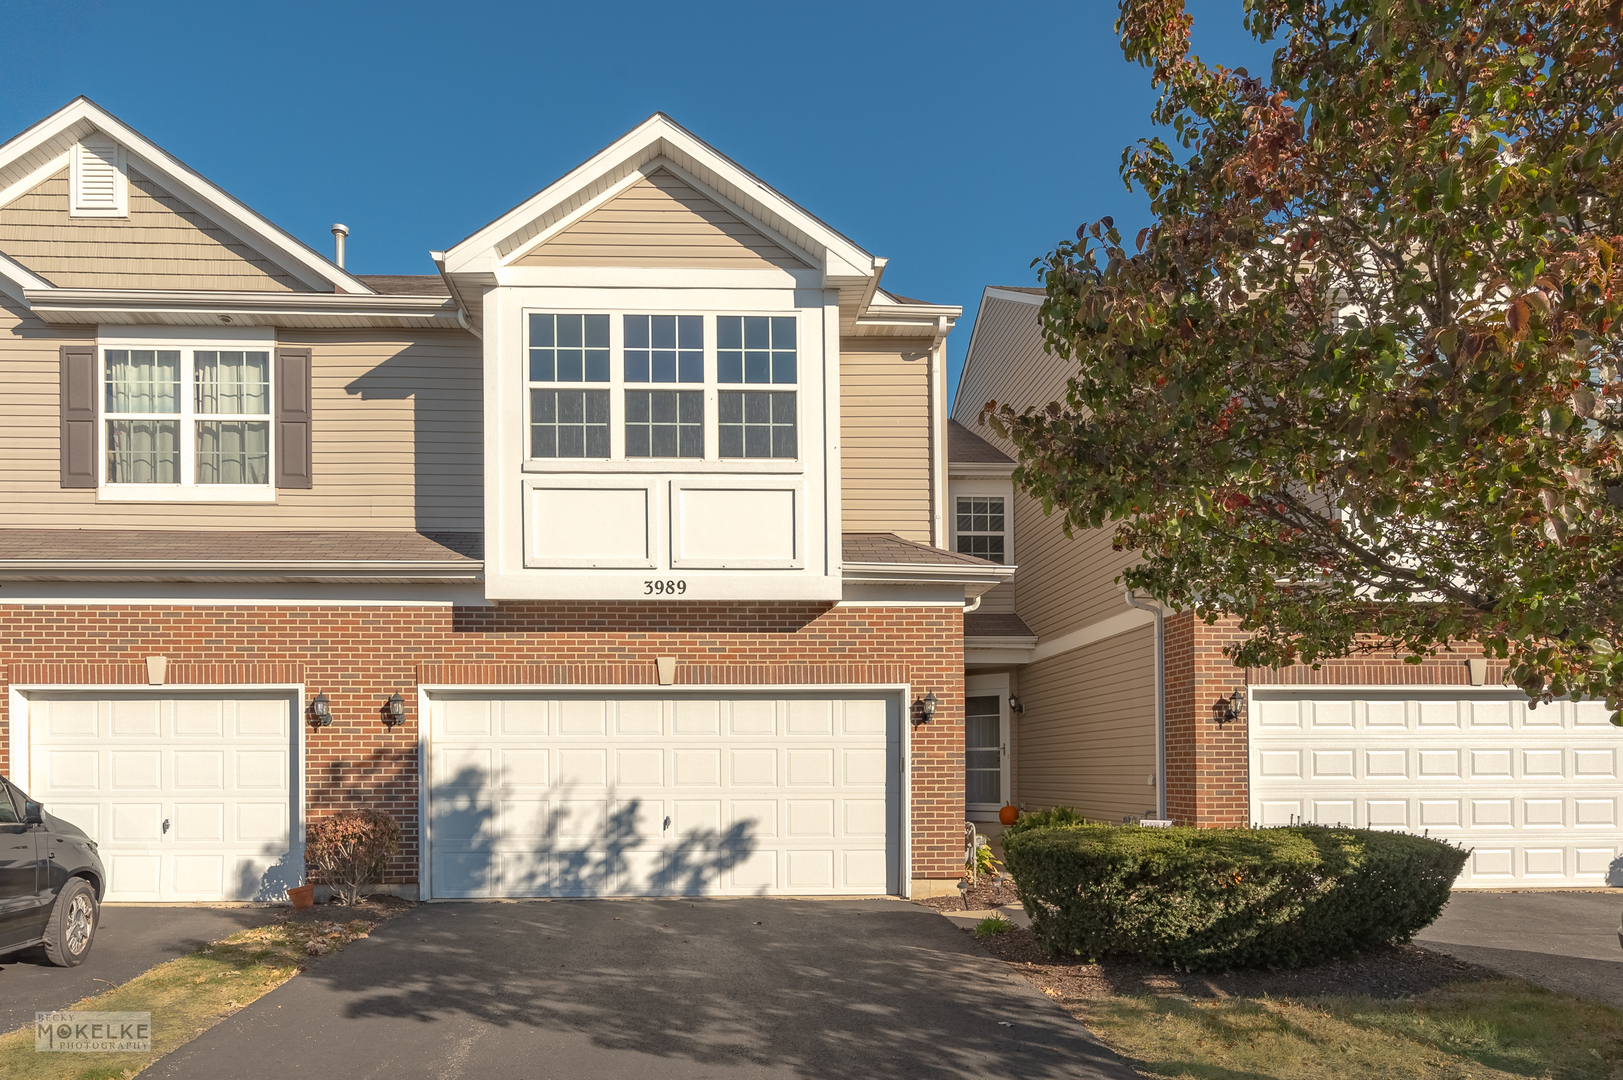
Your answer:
[952,284,1623,888]
[0,98,1011,904]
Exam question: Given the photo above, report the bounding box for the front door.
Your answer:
[964,694,1005,816]
[0,782,41,950]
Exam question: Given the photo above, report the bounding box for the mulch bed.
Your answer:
[914,877,1021,911]
[968,923,1500,1002]
[274,893,415,953]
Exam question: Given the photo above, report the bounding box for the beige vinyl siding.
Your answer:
[516,170,808,269]
[1012,625,1156,820]
[0,301,481,530]
[973,580,1016,614]
[0,169,308,292]
[841,341,932,542]
[954,293,1137,637]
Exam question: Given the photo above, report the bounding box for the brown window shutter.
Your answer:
[275,347,313,489]
[60,344,98,488]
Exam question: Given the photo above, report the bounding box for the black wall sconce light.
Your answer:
[913,691,939,727]
[383,691,406,728]
[1008,694,1024,715]
[1211,688,1246,727]
[308,692,333,728]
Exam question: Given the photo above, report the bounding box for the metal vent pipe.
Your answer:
[331,223,349,269]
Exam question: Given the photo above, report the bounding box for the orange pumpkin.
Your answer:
[998,804,1019,826]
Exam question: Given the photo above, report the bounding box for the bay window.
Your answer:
[525,311,800,463]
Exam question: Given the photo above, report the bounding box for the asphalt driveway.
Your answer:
[148,898,1135,1080]
[0,904,279,1034]
[1416,890,1623,1006]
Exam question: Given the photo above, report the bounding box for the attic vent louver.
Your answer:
[71,137,125,217]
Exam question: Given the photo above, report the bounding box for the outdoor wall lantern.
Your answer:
[1008,694,1024,715]
[383,691,406,727]
[913,691,939,726]
[1211,689,1246,728]
[308,692,333,728]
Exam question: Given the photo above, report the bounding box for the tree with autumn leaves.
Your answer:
[985,0,1623,718]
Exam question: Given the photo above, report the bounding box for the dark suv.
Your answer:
[0,775,104,966]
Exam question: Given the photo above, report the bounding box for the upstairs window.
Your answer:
[956,496,1005,563]
[104,348,271,486]
[717,316,796,459]
[529,313,610,458]
[523,311,801,463]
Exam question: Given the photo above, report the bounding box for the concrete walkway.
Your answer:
[1416,890,1623,1007]
[147,898,1137,1080]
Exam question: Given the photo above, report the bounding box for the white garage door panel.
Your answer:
[1251,690,1622,887]
[27,693,298,902]
[427,694,900,898]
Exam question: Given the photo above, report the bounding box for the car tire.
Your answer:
[42,877,98,968]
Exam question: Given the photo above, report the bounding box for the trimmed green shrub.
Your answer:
[1001,822,1468,971]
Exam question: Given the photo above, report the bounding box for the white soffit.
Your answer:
[442,113,877,282]
[0,96,372,296]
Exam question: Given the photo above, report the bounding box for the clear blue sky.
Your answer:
[2,1,1271,400]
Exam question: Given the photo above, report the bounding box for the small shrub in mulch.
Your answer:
[1002,820,1468,971]
[305,809,403,907]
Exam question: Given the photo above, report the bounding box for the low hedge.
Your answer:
[1001,820,1468,971]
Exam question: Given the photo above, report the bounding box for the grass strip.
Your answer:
[1078,978,1623,1080]
[0,915,378,1080]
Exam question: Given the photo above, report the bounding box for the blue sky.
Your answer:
[1,1,1271,400]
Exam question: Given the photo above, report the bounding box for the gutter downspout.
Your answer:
[1125,589,1167,819]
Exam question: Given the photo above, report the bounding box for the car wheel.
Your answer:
[42,878,98,968]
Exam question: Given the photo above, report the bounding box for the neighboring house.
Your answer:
[952,285,1623,888]
[0,98,1014,903]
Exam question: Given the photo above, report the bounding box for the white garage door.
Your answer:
[1250,688,1622,887]
[426,692,901,898]
[26,692,299,902]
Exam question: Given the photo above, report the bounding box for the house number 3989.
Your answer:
[644,579,687,595]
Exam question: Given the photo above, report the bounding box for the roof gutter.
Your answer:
[0,559,483,584]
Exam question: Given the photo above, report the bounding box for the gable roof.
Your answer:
[442,113,874,281]
[0,97,372,298]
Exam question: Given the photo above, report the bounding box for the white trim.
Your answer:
[1249,684,1525,696]
[982,287,1045,306]
[415,682,913,901]
[0,249,53,304]
[1028,606,1156,664]
[0,587,487,605]
[0,149,70,213]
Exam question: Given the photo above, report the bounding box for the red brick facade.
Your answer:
[1164,613,1511,827]
[0,602,965,888]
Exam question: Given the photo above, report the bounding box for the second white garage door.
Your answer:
[1250,688,1622,887]
[426,692,901,898]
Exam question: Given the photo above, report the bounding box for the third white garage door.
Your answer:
[1250,688,1622,886]
[425,692,902,898]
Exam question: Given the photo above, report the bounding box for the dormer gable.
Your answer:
[0,97,373,300]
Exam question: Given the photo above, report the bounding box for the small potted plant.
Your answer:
[286,882,315,910]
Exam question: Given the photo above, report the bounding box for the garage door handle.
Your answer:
[663,816,671,831]
[163,819,171,834]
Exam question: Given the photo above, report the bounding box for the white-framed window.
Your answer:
[955,496,1005,563]
[102,345,272,491]
[524,311,799,464]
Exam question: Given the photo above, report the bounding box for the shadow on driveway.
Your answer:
[149,898,1135,1080]
[0,904,279,1034]
[1417,890,1623,1007]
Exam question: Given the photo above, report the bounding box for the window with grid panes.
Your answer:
[717,316,796,459]
[956,496,1005,563]
[529,313,610,458]
[104,347,270,486]
[624,314,703,458]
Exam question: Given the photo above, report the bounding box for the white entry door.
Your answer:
[1250,688,1622,887]
[426,692,901,898]
[25,692,299,902]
